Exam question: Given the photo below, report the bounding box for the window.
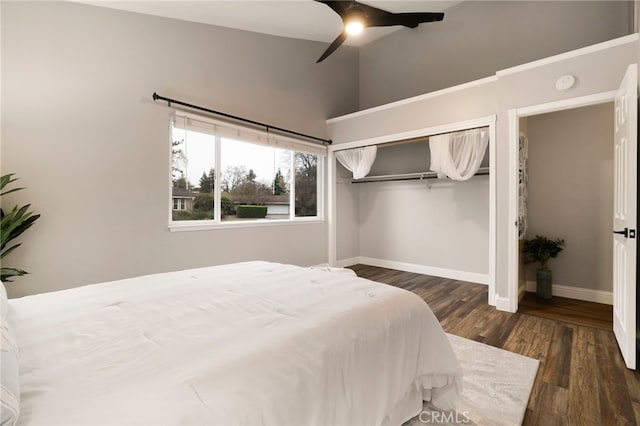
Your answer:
[170,112,324,228]
[172,198,187,211]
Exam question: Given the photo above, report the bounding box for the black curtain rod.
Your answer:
[152,92,332,145]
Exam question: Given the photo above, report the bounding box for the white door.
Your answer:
[613,63,637,370]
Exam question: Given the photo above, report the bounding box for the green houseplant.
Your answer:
[523,235,565,299]
[1,174,40,282]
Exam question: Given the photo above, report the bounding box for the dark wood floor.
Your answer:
[519,292,614,331]
[348,264,640,426]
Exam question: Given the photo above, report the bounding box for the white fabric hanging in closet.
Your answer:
[335,146,378,179]
[429,128,489,181]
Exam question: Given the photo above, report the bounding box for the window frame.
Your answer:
[168,112,326,232]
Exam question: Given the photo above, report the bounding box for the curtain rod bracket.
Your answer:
[152,92,331,146]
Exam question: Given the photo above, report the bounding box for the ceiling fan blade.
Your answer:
[369,12,445,28]
[314,0,351,17]
[316,0,393,27]
[347,1,394,20]
[317,31,347,63]
[314,1,445,64]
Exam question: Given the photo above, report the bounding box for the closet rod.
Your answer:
[374,124,491,148]
[351,166,490,183]
[152,92,332,146]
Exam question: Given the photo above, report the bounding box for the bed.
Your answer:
[2,261,461,425]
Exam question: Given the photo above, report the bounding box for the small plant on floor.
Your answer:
[523,235,564,300]
[1,173,40,282]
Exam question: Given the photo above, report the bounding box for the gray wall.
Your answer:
[1,1,359,297]
[525,103,614,292]
[342,140,489,276]
[359,0,632,108]
[357,176,489,274]
[368,141,430,175]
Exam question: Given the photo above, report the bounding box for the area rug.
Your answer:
[405,333,539,426]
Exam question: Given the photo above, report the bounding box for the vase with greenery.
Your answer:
[523,235,565,299]
[1,174,40,282]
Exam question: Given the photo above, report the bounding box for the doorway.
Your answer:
[519,103,615,303]
[516,103,615,329]
[507,91,619,313]
[507,63,638,369]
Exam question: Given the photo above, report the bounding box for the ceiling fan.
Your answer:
[315,0,445,63]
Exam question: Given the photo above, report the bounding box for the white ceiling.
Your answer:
[75,1,462,47]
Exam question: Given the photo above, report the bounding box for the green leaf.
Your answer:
[0,204,33,241]
[0,174,17,191]
[1,205,34,244]
[0,187,25,197]
[1,206,39,250]
[0,174,39,283]
[522,235,565,270]
[6,213,39,245]
[0,267,28,282]
[0,243,21,259]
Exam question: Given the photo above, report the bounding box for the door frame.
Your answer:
[506,90,618,313]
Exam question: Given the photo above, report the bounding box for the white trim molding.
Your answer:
[327,150,337,266]
[515,91,617,118]
[497,33,638,77]
[339,256,490,286]
[488,119,497,307]
[524,281,613,305]
[326,76,498,124]
[495,296,516,313]
[326,34,637,125]
[506,109,520,313]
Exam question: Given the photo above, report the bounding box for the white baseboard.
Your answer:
[335,257,361,268]
[495,296,517,313]
[338,256,489,285]
[525,280,613,305]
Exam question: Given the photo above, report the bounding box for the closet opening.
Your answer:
[328,117,496,306]
[348,129,490,184]
[516,103,615,330]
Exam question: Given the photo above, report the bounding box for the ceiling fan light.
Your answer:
[345,20,364,35]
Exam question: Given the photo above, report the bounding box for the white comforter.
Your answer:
[9,262,461,425]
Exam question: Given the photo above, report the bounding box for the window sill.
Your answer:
[168,217,325,232]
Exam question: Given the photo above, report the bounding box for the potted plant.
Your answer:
[1,173,40,282]
[523,235,565,299]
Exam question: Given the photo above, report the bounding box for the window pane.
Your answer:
[221,138,291,221]
[295,153,318,217]
[171,126,216,221]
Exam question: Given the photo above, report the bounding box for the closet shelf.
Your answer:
[351,166,490,183]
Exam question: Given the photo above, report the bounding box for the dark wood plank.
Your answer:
[566,326,601,424]
[594,329,636,425]
[541,324,572,389]
[347,264,638,425]
[519,292,613,330]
